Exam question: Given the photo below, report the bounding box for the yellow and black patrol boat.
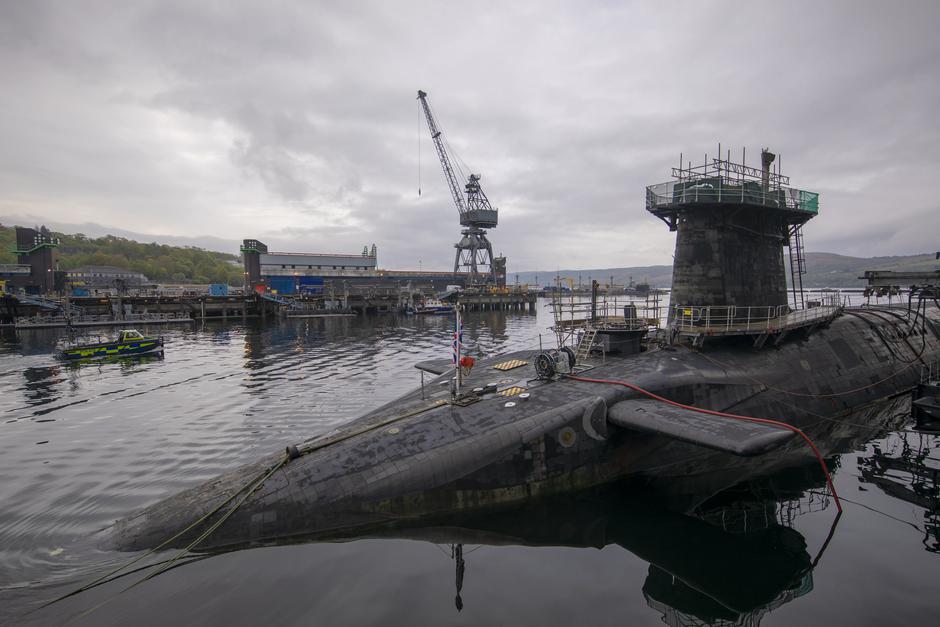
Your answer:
[58,329,164,361]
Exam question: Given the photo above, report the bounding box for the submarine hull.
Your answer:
[107,306,940,552]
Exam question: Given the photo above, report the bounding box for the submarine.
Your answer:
[108,148,940,554]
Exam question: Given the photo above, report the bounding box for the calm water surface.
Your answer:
[1,304,938,626]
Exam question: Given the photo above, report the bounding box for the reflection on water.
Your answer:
[388,486,819,626]
[1,309,940,625]
[860,431,940,553]
[21,365,63,407]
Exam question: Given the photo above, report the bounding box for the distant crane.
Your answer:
[417,90,498,285]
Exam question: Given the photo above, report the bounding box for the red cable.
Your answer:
[566,374,843,513]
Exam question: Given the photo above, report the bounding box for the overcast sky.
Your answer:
[1,1,938,271]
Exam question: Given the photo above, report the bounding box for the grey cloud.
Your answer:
[1,0,938,273]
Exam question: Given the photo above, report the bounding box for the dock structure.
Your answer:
[69,294,264,321]
[457,291,537,312]
[14,312,193,330]
[3,287,539,327]
[3,294,269,327]
[3,236,534,323]
[240,238,498,295]
[861,269,940,299]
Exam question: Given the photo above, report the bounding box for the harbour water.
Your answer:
[1,303,938,625]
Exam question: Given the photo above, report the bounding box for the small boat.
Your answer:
[57,329,164,360]
[415,298,454,315]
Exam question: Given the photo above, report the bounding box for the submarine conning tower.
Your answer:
[646,147,820,332]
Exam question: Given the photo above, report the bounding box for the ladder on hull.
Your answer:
[575,325,598,363]
[788,224,807,309]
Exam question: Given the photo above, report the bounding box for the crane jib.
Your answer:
[417,89,500,285]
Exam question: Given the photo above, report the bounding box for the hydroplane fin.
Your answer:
[607,399,795,457]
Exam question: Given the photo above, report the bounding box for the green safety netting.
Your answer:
[799,190,819,213]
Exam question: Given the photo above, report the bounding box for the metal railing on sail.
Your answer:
[645,179,819,214]
[672,295,841,334]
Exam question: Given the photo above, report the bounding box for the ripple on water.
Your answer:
[5,304,939,626]
[0,311,551,599]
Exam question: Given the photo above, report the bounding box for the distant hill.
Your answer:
[799,252,938,287]
[514,252,938,288]
[511,265,673,289]
[0,223,243,285]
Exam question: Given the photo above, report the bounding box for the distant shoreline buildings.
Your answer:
[66,265,149,289]
[241,238,506,295]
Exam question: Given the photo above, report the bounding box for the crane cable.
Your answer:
[564,374,843,513]
[417,99,421,196]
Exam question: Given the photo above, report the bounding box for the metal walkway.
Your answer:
[15,294,85,316]
[14,312,193,330]
[259,293,302,309]
[671,300,842,347]
[17,294,62,310]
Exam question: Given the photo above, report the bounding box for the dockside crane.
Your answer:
[417,90,498,285]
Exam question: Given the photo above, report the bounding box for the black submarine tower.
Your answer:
[646,146,819,323]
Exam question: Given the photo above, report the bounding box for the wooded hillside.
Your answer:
[0,224,243,285]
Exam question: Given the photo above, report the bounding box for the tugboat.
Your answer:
[58,329,164,360]
[415,297,455,315]
[108,148,940,555]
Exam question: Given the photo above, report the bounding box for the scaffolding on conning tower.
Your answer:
[646,145,819,312]
[548,277,663,361]
[644,145,831,348]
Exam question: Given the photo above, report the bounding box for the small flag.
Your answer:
[452,322,463,363]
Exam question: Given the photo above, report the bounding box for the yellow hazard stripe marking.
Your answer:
[68,341,157,358]
[493,359,528,371]
[497,386,526,397]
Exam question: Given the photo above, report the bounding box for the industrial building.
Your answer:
[67,265,150,290]
[241,240,378,295]
[1,226,64,294]
[241,239,506,296]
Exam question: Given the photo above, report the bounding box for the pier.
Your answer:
[3,287,539,328]
[456,292,537,312]
[13,312,193,329]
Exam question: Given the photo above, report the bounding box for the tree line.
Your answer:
[0,225,244,285]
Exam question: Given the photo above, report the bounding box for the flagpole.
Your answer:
[455,302,462,397]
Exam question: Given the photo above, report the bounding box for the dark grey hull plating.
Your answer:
[108,306,940,552]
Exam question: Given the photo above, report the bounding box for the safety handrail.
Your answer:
[15,312,192,325]
[646,178,819,214]
[671,295,840,333]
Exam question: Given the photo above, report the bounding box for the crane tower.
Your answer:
[418,90,498,285]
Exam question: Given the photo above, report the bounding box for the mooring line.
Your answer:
[38,396,452,621]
